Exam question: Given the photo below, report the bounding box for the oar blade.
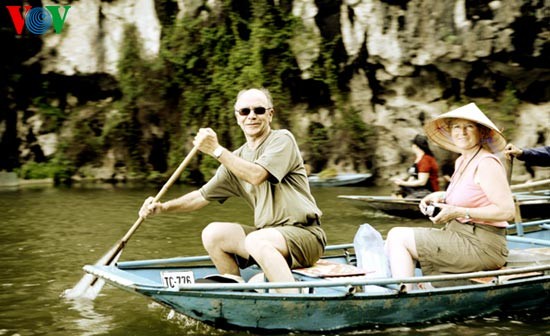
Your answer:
[63,146,198,301]
[62,244,123,300]
[62,273,104,300]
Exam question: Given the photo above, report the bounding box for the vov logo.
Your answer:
[6,5,71,35]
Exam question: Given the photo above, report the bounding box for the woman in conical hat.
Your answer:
[385,103,515,290]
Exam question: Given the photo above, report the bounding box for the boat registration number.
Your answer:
[160,271,195,290]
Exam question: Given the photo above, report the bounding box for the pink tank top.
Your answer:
[445,152,508,227]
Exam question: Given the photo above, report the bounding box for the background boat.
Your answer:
[308,173,373,187]
[0,171,18,188]
[338,189,550,219]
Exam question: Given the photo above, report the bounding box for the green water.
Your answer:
[0,184,547,335]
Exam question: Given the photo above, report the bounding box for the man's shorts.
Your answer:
[235,224,326,269]
[414,220,508,275]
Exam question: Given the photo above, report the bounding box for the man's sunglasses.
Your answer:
[236,106,269,116]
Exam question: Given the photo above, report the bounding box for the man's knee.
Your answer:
[244,230,284,257]
[243,231,266,255]
[202,222,231,247]
[202,221,223,238]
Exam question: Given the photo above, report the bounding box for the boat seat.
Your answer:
[292,259,367,278]
[506,247,550,268]
[469,269,543,285]
[429,249,550,288]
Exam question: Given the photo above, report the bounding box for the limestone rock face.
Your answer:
[41,0,161,75]
[290,0,321,80]
[3,0,548,183]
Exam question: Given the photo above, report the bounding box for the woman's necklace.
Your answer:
[446,146,482,195]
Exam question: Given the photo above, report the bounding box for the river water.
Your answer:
[0,183,548,336]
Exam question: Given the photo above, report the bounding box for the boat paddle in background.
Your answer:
[511,178,550,190]
[63,146,199,300]
[506,153,550,190]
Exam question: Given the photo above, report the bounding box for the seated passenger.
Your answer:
[385,103,514,290]
[392,134,440,198]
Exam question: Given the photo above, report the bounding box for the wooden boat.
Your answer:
[84,219,550,332]
[0,172,54,189]
[0,171,18,188]
[338,189,550,219]
[308,173,372,187]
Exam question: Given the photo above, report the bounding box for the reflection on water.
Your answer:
[0,184,548,335]
[68,299,113,336]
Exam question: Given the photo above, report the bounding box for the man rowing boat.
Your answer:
[139,88,327,293]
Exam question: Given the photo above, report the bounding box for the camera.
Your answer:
[424,204,441,217]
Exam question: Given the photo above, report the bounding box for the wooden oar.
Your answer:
[63,145,199,300]
[511,178,550,191]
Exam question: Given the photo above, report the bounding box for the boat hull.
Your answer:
[84,220,550,332]
[140,280,548,331]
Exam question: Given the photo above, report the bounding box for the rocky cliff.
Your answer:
[1,0,548,184]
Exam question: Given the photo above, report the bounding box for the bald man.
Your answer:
[139,88,326,293]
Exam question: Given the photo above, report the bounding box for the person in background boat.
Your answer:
[139,88,326,293]
[385,103,514,291]
[391,134,440,198]
[504,143,550,167]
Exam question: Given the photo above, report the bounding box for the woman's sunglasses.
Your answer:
[236,106,269,116]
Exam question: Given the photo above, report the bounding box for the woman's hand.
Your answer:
[419,191,446,213]
[428,204,460,224]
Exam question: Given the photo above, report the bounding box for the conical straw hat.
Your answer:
[424,103,506,153]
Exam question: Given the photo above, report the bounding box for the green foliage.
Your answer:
[496,83,520,118]
[146,170,164,183]
[17,155,73,184]
[307,39,339,94]
[494,83,520,140]
[336,107,376,170]
[69,118,104,166]
[118,25,147,104]
[109,24,153,175]
[50,151,75,184]
[199,155,221,182]
[478,83,520,141]
[32,96,67,132]
[18,161,54,179]
[306,122,330,172]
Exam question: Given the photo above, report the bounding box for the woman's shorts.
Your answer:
[236,224,327,269]
[414,220,508,275]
